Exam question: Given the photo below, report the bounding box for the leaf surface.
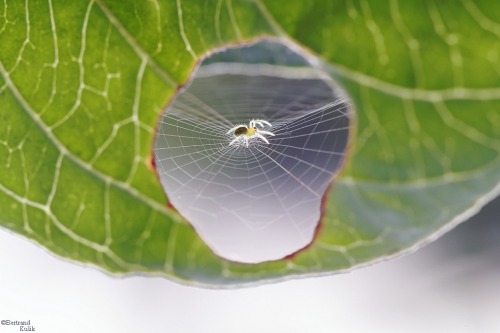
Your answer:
[0,0,498,286]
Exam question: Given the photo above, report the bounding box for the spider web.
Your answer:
[154,44,352,263]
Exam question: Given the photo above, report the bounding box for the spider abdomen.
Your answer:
[234,126,248,136]
[227,120,274,147]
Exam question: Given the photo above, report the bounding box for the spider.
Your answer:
[226,119,275,147]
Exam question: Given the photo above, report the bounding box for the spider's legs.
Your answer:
[253,133,270,144]
[229,137,240,146]
[244,136,249,147]
[251,119,272,128]
[257,130,275,137]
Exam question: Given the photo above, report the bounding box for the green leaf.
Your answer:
[0,0,498,287]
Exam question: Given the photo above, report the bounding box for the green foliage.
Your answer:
[0,0,498,286]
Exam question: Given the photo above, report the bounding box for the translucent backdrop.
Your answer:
[154,42,352,263]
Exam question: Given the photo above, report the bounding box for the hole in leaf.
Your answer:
[154,40,353,263]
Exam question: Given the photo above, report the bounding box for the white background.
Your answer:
[1,198,499,333]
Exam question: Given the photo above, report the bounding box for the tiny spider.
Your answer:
[226,119,275,147]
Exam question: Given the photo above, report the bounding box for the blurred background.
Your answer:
[1,195,498,333]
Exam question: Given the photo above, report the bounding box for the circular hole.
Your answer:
[154,40,353,263]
